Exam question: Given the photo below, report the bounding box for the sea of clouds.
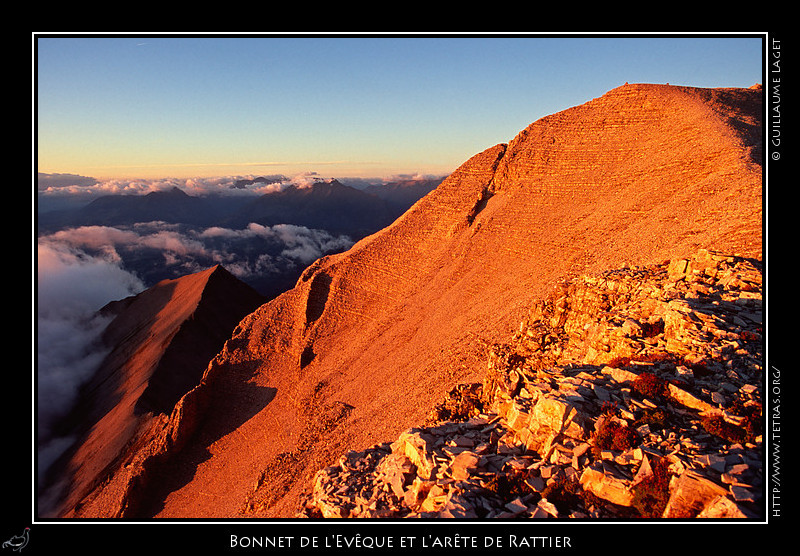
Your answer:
[37,221,354,289]
[36,238,146,489]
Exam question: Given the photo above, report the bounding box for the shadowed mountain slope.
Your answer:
[41,265,265,517]
[58,83,762,519]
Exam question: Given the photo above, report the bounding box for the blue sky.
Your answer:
[35,33,764,181]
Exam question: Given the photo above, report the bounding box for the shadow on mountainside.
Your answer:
[39,281,180,518]
[129,380,279,519]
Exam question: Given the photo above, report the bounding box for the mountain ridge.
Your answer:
[53,82,763,519]
[40,264,265,518]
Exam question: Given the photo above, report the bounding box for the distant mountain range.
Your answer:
[37,178,440,238]
[217,179,397,237]
[38,186,218,229]
[36,178,441,298]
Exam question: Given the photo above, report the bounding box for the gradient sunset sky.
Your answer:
[35,33,764,182]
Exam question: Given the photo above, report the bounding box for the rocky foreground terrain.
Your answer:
[300,248,763,519]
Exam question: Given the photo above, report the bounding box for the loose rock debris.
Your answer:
[299,250,763,519]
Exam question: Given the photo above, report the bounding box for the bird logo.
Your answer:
[2,528,29,552]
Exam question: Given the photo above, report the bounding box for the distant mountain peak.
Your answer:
[147,186,189,197]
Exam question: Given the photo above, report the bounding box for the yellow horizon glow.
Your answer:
[37,159,458,182]
[57,161,362,181]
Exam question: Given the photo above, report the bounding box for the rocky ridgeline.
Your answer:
[299,249,763,519]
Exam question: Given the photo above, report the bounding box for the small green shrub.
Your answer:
[428,383,485,423]
[739,330,760,341]
[632,372,667,399]
[701,413,749,445]
[599,400,619,417]
[606,356,632,368]
[593,418,639,454]
[483,469,533,500]
[541,477,582,515]
[727,398,763,442]
[631,456,672,518]
[612,423,639,451]
[632,407,670,431]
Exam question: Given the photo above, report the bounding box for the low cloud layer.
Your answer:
[36,171,443,203]
[35,172,353,214]
[200,221,354,266]
[36,241,147,488]
[39,221,354,289]
[38,172,340,199]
